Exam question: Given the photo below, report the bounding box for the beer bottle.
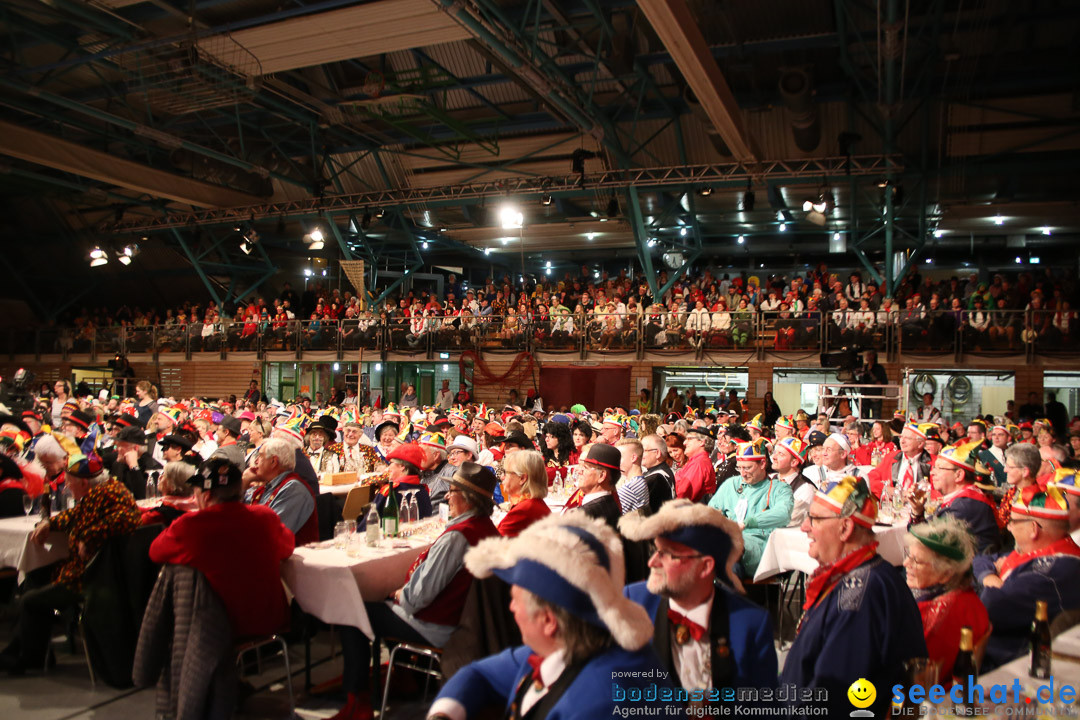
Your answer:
[952,627,977,703]
[1030,600,1052,679]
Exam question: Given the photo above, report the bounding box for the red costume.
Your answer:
[149,502,295,638]
[497,498,551,538]
[674,450,716,502]
[917,587,990,683]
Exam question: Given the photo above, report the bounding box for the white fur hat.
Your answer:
[620,499,745,593]
[464,513,653,651]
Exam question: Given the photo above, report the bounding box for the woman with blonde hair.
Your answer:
[497,449,550,537]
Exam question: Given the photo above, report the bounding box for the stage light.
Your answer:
[484,248,491,255]
[1015,256,1022,264]
[310,228,323,243]
[375,208,385,218]
[240,240,253,255]
[541,193,552,206]
[1041,226,1052,236]
[680,227,688,237]
[499,204,523,229]
[90,246,106,260]
[933,229,944,238]
[833,232,841,241]
[737,235,745,245]
[779,222,787,232]
[697,186,712,197]
[586,232,597,241]
[89,245,108,267]
[993,214,1004,225]
[308,238,324,250]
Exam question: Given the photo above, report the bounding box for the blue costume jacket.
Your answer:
[779,555,927,718]
[931,486,1002,554]
[624,580,776,689]
[974,537,1080,670]
[433,645,673,719]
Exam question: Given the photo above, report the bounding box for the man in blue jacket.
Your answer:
[620,498,776,691]
[426,514,673,719]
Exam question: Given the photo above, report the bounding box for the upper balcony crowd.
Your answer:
[12,263,1078,359]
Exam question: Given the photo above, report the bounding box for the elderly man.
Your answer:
[599,414,624,445]
[418,431,456,505]
[621,500,776,689]
[639,434,675,515]
[709,442,794,577]
[774,415,795,441]
[909,441,1001,554]
[111,424,161,500]
[342,416,377,472]
[867,422,932,502]
[243,437,318,544]
[975,486,1080,670]
[0,448,140,674]
[305,415,341,476]
[212,415,246,468]
[337,463,501,720]
[771,437,814,527]
[780,476,926,717]
[427,514,666,719]
[149,458,294,638]
[674,426,717,503]
[806,432,860,489]
[564,444,622,527]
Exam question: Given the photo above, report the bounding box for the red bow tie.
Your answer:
[526,653,545,689]
[667,609,706,644]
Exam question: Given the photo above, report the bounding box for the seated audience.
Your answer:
[497,449,551,537]
[243,437,318,545]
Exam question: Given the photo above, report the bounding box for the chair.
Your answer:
[341,485,372,523]
[378,640,444,720]
[234,634,295,717]
[315,491,337,541]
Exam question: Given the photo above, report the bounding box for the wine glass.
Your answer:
[22,494,34,517]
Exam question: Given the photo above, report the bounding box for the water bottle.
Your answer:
[409,492,419,523]
[365,504,380,546]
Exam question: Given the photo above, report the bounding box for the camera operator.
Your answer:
[856,350,888,422]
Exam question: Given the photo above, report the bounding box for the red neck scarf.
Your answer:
[803,542,879,614]
[998,536,1080,580]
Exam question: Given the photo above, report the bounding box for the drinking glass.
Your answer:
[22,494,33,516]
[334,521,349,549]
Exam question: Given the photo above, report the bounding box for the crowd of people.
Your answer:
[39,265,1079,356]
[1,376,1080,718]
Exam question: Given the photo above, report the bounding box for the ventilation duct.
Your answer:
[778,69,821,153]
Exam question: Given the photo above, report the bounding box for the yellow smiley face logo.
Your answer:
[847,678,876,709]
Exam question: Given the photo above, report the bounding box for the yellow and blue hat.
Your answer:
[1012,485,1070,521]
[734,441,767,461]
[775,436,807,464]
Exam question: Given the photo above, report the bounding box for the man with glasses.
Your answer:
[867,422,932,502]
[908,441,1001,554]
[639,434,675,515]
[781,476,926,718]
[563,444,621,528]
[708,442,793,578]
[674,426,717,503]
[620,499,777,691]
[974,486,1080,670]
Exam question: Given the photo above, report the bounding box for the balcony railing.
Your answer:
[3,308,1063,362]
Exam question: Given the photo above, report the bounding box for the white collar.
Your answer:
[582,490,611,504]
[669,591,714,628]
[537,648,567,688]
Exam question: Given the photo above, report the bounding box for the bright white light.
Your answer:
[599,217,608,223]
[586,233,597,241]
[933,229,944,238]
[1031,257,1041,264]
[812,201,828,213]
[737,235,745,245]
[499,205,523,229]
[593,271,599,278]
[118,255,131,266]
[1041,226,1052,236]
[924,258,933,264]
[375,363,382,371]
[304,268,312,277]
[90,256,108,267]
[545,261,551,268]
[545,268,551,275]
[647,238,657,247]
[333,363,340,371]
[759,263,764,268]
[422,241,429,249]
[90,246,106,260]
[833,232,841,241]
[321,269,327,276]
[1015,256,1022,264]
[484,248,491,255]
[500,237,510,245]
[993,214,1004,225]
[310,228,324,242]
[802,200,813,212]
[779,222,787,232]
[309,238,324,250]
[680,228,688,237]
[442,364,449,371]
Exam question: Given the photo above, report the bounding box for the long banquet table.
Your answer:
[753,521,909,582]
[0,515,70,580]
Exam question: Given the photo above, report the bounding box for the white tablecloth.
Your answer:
[753,522,909,582]
[281,538,429,639]
[0,515,69,579]
[319,482,362,497]
[976,624,1080,710]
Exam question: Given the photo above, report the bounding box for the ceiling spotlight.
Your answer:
[697,186,713,197]
[993,214,1004,225]
[833,232,841,241]
[737,235,745,245]
[679,227,688,237]
[586,232,597,241]
[240,240,253,255]
[541,193,552,206]
[89,245,108,267]
[304,268,313,277]
[310,228,324,243]
[422,241,429,249]
[1015,256,1022,264]
[1041,226,1052,236]
[924,258,933,264]
[802,200,814,212]
[779,222,787,232]
[647,238,657,247]
[606,196,619,218]
[933,229,944,238]
[308,238,324,250]
[545,261,552,268]
[484,248,491,255]
[375,208,385,219]
[117,244,138,265]
[499,204,523,229]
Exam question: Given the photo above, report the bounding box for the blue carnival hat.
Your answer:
[464,514,652,651]
[620,498,744,592]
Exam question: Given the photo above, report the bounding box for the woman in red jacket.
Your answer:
[497,449,551,537]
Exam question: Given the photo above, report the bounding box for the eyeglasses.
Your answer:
[902,549,930,567]
[648,543,704,562]
[1007,517,1042,529]
[805,515,840,526]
